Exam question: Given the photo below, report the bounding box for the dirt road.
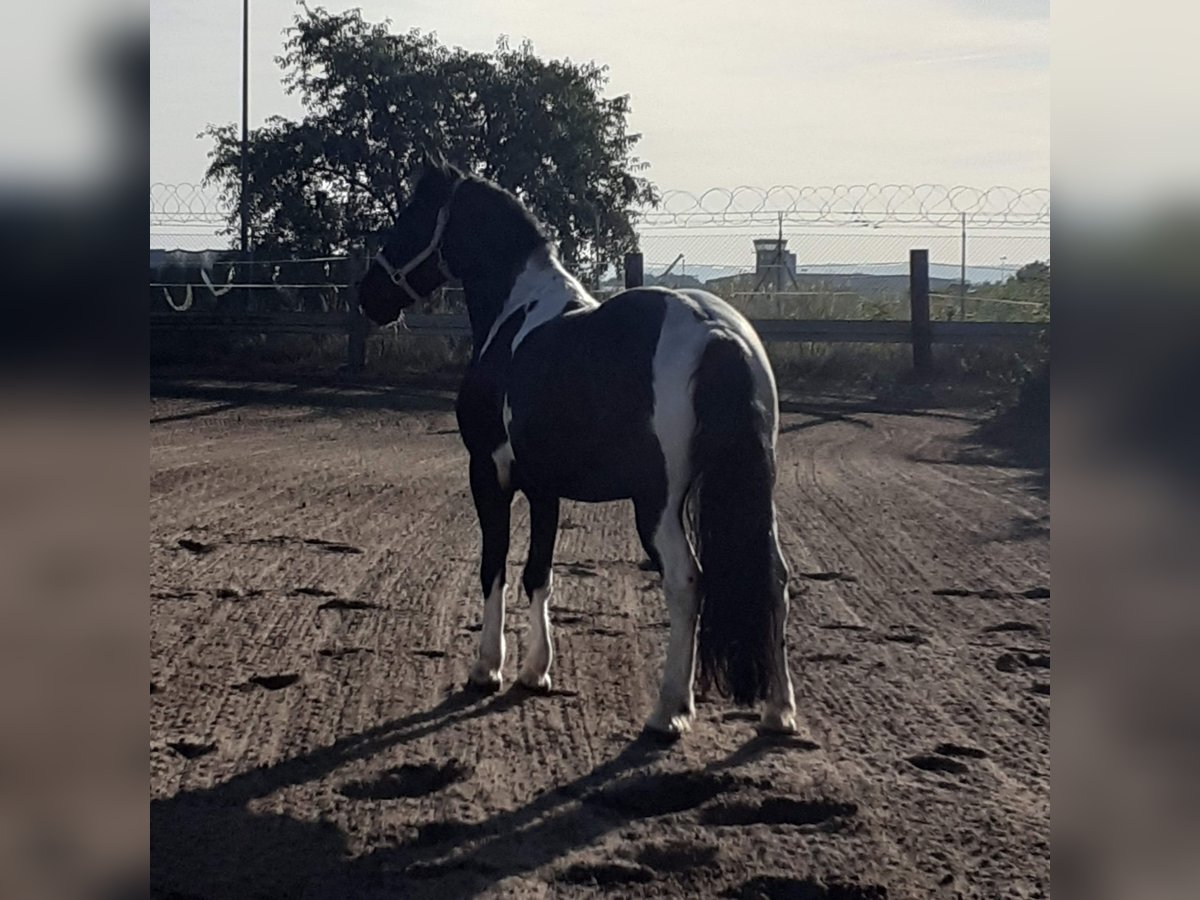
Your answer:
[150,376,1049,899]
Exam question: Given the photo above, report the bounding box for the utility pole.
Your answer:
[239,0,250,259]
[959,211,967,320]
[776,212,784,293]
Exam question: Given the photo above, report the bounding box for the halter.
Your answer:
[374,179,462,305]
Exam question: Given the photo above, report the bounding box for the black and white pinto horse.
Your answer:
[358,160,797,737]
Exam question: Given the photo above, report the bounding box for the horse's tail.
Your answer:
[690,334,784,705]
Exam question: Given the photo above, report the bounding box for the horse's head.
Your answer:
[357,155,464,325]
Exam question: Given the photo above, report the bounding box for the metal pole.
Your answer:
[776,212,784,293]
[959,211,966,320]
[239,0,250,258]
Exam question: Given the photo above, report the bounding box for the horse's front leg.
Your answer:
[518,492,560,691]
[467,454,513,691]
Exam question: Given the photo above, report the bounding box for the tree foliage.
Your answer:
[972,259,1050,306]
[204,5,657,280]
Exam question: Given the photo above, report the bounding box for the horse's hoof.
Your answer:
[517,668,552,693]
[466,662,503,693]
[643,711,693,740]
[759,708,798,734]
[464,678,501,695]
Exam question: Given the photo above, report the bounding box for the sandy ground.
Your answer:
[150,376,1049,900]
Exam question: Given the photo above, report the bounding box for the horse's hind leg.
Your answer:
[641,496,700,736]
[518,493,559,691]
[467,455,513,691]
[761,531,798,733]
[634,501,663,573]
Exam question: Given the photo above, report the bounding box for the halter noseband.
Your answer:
[374,179,462,305]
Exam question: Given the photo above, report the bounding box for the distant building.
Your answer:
[703,237,798,294]
[753,239,796,278]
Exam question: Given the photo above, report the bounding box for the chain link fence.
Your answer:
[633,186,1049,323]
[151,182,1050,322]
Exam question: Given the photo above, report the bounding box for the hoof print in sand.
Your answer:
[882,632,928,646]
[238,673,300,691]
[996,651,1050,673]
[584,772,734,818]
[317,598,379,612]
[556,861,655,886]
[804,652,859,664]
[797,571,858,583]
[932,743,988,759]
[303,538,363,554]
[215,587,262,600]
[636,840,721,872]
[293,587,336,598]
[339,760,472,800]
[982,621,1038,634]
[176,538,214,554]
[908,754,970,775]
[588,626,625,638]
[318,647,372,659]
[167,740,216,760]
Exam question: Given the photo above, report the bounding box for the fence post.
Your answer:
[624,252,644,289]
[910,248,932,374]
[345,250,369,371]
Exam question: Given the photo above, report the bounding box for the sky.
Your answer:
[150,0,1050,193]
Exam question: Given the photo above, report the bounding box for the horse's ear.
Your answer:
[432,151,467,185]
[414,149,460,189]
[411,151,446,200]
[441,150,468,182]
[414,149,439,178]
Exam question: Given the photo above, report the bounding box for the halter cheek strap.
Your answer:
[374,180,462,305]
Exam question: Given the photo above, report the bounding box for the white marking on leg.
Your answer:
[762,530,798,733]
[647,514,700,735]
[492,397,516,490]
[518,575,554,691]
[492,441,514,491]
[642,300,708,735]
[469,573,506,688]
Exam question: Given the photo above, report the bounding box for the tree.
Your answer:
[203,5,657,282]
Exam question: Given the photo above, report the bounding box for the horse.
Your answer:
[357,158,798,737]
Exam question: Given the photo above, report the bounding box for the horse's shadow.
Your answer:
[151,689,800,898]
[151,690,492,898]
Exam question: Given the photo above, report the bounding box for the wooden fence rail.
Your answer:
[149,249,1046,369]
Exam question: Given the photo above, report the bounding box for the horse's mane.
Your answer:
[414,162,552,258]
